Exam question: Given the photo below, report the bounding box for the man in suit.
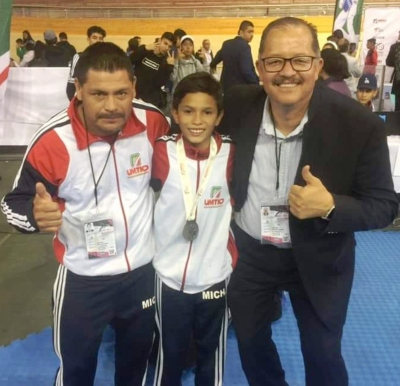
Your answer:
[386,31,400,111]
[338,38,362,97]
[210,20,259,93]
[219,17,398,386]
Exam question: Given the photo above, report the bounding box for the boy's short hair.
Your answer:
[161,32,176,45]
[357,74,378,90]
[172,72,223,113]
[367,38,376,45]
[173,29,187,40]
[87,26,106,38]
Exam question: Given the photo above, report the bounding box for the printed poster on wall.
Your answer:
[360,7,400,82]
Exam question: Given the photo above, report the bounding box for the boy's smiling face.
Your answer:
[172,92,224,150]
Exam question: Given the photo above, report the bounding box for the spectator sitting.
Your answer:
[356,73,378,111]
[320,48,352,97]
[43,29,69,67]
[12,41,35,67]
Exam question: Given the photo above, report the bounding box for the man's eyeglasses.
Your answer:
[260,56,319,73]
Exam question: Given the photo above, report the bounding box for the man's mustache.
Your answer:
[97,114,124,119]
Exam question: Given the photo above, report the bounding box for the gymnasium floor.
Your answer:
[0,159,399,385]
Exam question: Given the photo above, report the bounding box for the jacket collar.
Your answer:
[67,98,146,150]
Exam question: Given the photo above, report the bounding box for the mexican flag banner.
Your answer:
[0,0,13,101]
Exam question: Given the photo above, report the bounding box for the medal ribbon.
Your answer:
[176,136,218,221]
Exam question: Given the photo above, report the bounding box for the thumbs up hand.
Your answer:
[33,182,62,232]
[289,166,334,220]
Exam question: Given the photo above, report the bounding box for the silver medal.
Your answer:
[182,220,199,241]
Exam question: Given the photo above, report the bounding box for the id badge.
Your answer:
[84,217,117,259]
[261,198,292,249]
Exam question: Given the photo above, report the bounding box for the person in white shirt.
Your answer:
[338,38,362,97]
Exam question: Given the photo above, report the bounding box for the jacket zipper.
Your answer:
[112,147,131,272]
[180,153,200,291]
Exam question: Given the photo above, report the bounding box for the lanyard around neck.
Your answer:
[268,102,283,192]
[176,137,218,221]
[83,107,118,207]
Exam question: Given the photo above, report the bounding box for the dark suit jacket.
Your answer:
[386,42,400,95]
[219,83,398,330]
[210,36,259,93]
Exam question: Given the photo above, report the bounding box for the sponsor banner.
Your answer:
[333,0,364,44]
[360,8,400,81]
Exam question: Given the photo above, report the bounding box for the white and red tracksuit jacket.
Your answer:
[1,99,169,276]
[151,133,238,294]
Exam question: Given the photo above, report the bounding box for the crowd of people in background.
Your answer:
[2,17,400,386]
[8,23,400,113]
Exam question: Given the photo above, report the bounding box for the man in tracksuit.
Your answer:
[1,42,169,386]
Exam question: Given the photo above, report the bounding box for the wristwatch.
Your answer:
[321,205,335,221]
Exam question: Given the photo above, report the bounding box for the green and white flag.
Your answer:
[0,0,13,100]
[333,0,364,44]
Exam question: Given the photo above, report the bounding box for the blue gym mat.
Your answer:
[0,231,399,385]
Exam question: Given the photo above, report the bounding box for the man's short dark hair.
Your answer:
[238,20,254,35]
[59,32,68,40]
[258,17,320,56]
[161,32,176,45]
[338,38,350,53]
[75,42,134,85]
[368,38,376,45]
[172,72,223,114]
[87,26,106,39]
[128,38,139,52]
[173,29,187,39]
[333,29,344,40]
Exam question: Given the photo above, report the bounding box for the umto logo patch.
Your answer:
[204,186,224,207]
[127,153,149,178]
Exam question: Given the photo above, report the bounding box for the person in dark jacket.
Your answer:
[28,41,49,67]
[43,29,69,67]
[210,20,259,93]
[130,32,175,109]
[219,16,398,386]
[57,32,77,65]
[386,31,400,111]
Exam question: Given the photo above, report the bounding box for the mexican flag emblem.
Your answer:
[0,0,13,100]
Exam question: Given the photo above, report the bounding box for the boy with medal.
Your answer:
[151,72,238,386]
